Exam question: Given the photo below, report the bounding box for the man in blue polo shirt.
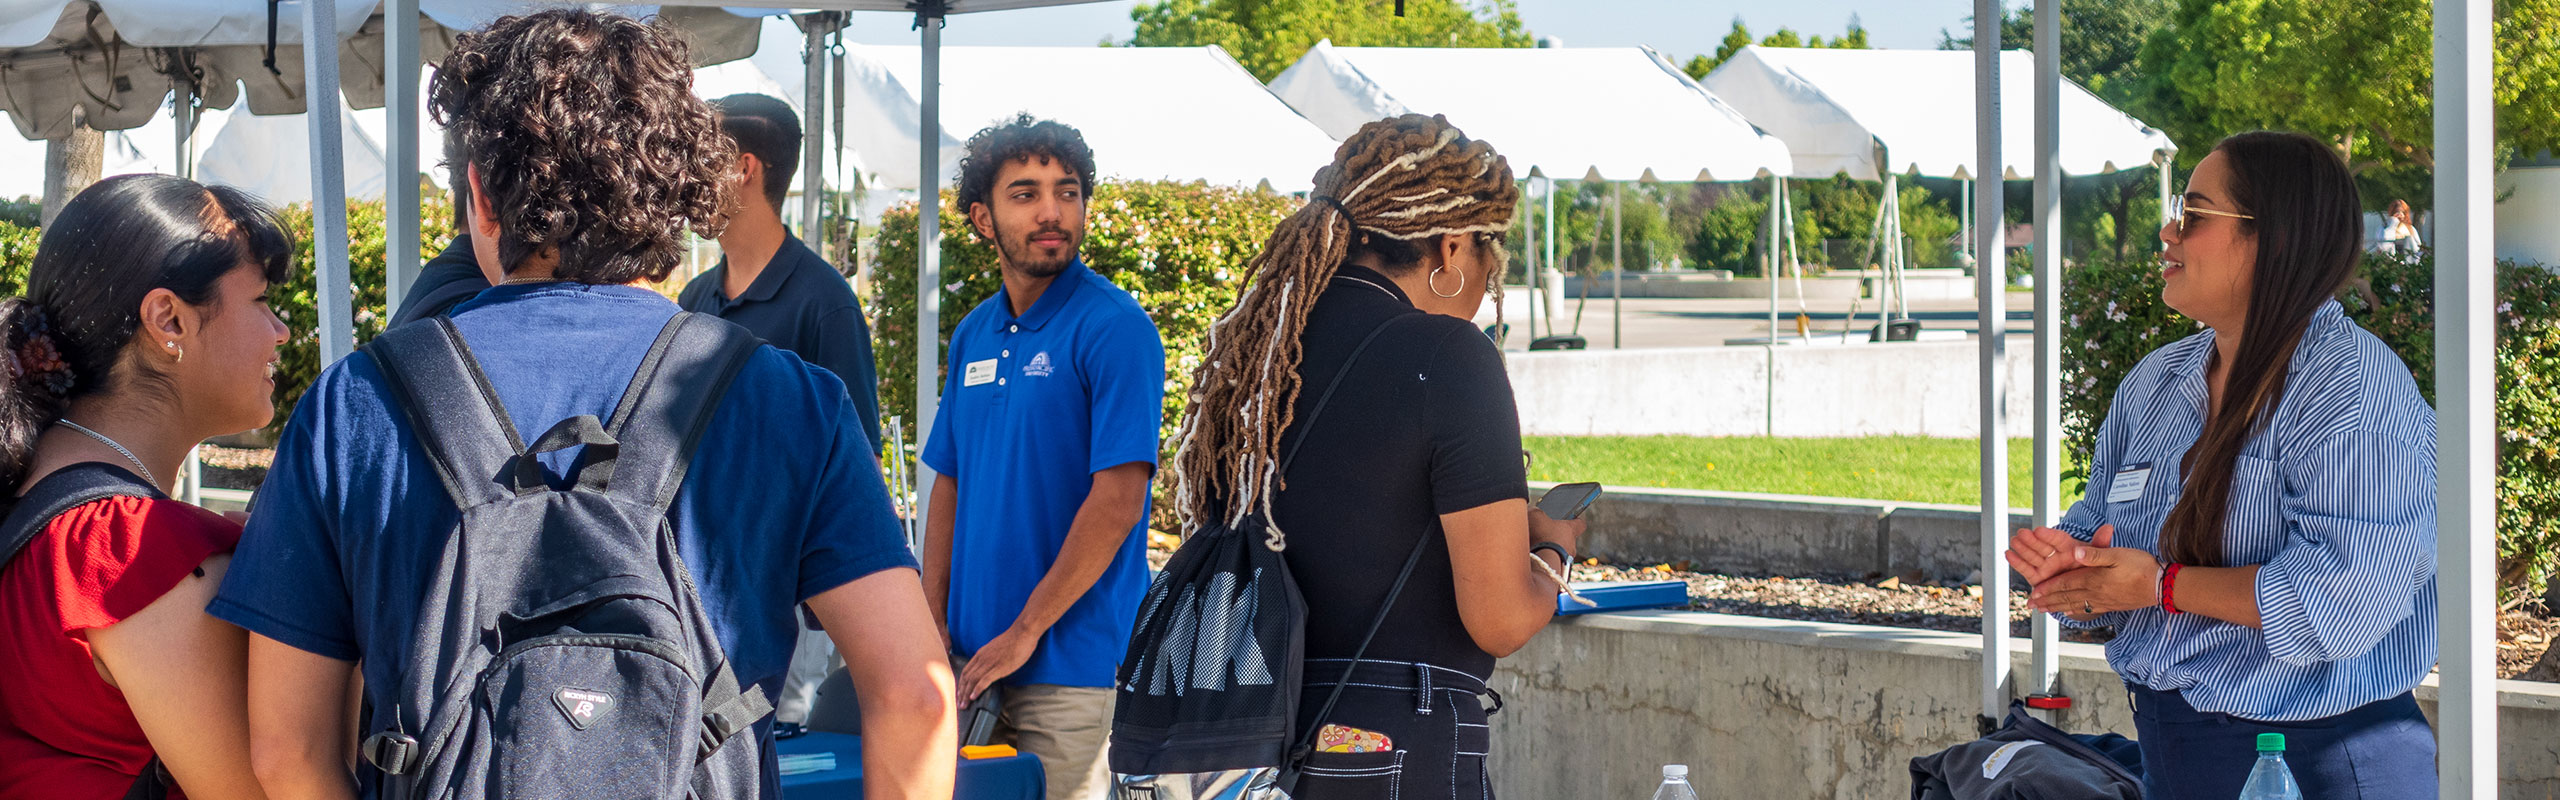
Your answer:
[921,114,1164,800]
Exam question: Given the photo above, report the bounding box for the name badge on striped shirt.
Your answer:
[2107,463,2153,503]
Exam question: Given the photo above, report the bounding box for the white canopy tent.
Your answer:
[1269,41,1791,182]
[1702,45,2177,330]
[1702,45,2174,182]
[803,44,1336,194]
[1267,41,1796,349]
[197,98,387,205]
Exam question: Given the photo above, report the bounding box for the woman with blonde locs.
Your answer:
[1168,114,1582,800]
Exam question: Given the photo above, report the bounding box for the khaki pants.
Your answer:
[996,684,1116,800]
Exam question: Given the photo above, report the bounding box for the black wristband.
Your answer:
[1531,541,1573,567]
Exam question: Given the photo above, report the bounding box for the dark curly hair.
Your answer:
[955,113,1097,215]
[428,9,735,284]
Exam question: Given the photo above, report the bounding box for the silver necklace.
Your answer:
[56,419,154,486]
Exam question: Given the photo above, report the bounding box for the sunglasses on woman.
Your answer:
[2167,195,2256,237]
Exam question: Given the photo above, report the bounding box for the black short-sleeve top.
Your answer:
[1267,263,1529,680]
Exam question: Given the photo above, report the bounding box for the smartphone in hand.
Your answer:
[1537,482,1604,520]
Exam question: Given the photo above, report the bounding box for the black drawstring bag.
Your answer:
[1110,315,1419,784]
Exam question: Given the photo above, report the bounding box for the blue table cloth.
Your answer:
[777,731,1045,800]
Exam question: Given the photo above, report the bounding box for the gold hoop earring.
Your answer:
[1428,267,1465,299]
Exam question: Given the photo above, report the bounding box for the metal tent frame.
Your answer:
[329,0,2513,793]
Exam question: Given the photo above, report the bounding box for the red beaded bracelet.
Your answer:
[2160,562,2184,614]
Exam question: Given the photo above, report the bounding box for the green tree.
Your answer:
[1686,17,1869,80]
[1941,0,2169,108]
[2137,0,2560,173]
[1127,0,1533,82]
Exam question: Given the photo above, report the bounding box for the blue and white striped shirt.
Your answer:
[2057,300,2437,722]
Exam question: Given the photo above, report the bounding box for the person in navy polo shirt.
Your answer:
[921,114,1164,800]
[680,94,883,453]
[211,12,955,799]
[679,94,888,727]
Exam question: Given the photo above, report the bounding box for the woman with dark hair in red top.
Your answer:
[0,174,293,799]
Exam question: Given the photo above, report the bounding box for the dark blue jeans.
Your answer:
[1290,659,1499,800]
[2129,684,2436,799]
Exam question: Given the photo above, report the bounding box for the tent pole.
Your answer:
[2029,0,2064,713]
[386,0,421,316]
[802,15,828,241]
[2157,154,2173,252]
[2435,0,2497,793]
[1611,181,1622,349]
[913,2,948,531]
[302,0,354,368]
[173,80,194,180]
[175,77,201,505]
[1543,176,1556,341]
[1524,178,1538,341]
[1765,174,1779,436]
[1972,0,2011,733]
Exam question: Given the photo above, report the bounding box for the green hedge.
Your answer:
[2063,253,2560,603]
[267,195,458,439]
[871,181,1301,528]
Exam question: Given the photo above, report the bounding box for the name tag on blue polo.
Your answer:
[964,358,999,387]
[2108,463,2153,503]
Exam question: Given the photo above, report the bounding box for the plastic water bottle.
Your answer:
[1650,764,1700,800]
[2238,733,2302,799]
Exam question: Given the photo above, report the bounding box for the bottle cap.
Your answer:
[2257,733,2286,753]
[1663,764,1688,778]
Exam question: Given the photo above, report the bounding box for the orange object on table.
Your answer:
[962,744,1019,760]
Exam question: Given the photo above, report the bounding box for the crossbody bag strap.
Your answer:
[1274,313,1417,476]
[1286,527,1432,774]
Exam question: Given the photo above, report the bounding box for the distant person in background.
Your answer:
[0,175,294,800]
[2371,198,2422,259]
[678,93,886,727]
[2008,132,2438,800]
[390,142,491,327]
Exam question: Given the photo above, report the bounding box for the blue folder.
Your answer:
[1555,579,1691,616]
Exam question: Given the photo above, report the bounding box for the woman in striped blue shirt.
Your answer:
[2006,131,2438,799]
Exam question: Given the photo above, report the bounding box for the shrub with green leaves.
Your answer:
[266,195,458,439]
[871,181,1301,529]
[0,221,39,295]
[2063,252,2560,604]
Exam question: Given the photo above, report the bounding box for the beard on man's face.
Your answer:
[993,216,1081,278]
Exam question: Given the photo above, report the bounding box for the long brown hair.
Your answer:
[1167,114,1518,538]
[2160,131,2364,566]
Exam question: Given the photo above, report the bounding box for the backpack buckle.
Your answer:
[361,731,421,775]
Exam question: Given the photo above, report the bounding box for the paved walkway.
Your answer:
[1483,289,2045,351]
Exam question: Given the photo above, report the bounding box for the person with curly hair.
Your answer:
[212,10,955,800]
[918,113,1165,800]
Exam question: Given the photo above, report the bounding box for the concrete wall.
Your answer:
[2496,164,2560,267]
[1490,611,2560,799]
[1508,340,2035,437]
[1551,483,2027,583]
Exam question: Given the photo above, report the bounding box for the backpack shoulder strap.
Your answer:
[591,312,760,516]
[361,317,527,509]
[1,462,164,568]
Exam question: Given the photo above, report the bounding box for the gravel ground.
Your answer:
[1567,561,2559,681]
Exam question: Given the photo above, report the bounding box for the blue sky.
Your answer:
[818,1,1996,55]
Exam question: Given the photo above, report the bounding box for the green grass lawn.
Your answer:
[1523,436,2065,507]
